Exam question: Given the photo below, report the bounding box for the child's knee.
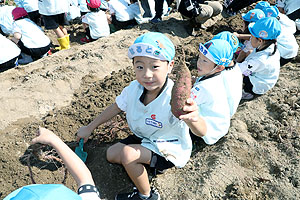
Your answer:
[106,145,119,163]
[120,145,137,165]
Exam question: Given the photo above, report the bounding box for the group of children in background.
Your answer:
[0,0,173,68]
[2,1,300,200]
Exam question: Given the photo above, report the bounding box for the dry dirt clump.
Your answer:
[0,5,300,200]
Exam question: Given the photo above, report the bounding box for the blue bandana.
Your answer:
[4,184,81,200]
[199,39,233,67]
[128,32,175,62]
[248,17,281,40]
[212,31,239,53]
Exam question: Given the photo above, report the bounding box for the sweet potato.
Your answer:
[170,49,192,118]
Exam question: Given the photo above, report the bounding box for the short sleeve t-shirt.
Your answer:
[12,18,50,48]
[0,34,21,64]
[82,11,110,39]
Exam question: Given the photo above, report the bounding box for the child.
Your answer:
[276,0,300,21]
[261,6,298,66]
[254,1,270,11]
[14,0,40,25]
[107,0,149,30]
[212,31,243,117]
[179,39,241,145]
[0,5,15,35]
[80,0,110,43]
[0,34,21,70]
[38,0,70,50]
[237,17,281,100]
[4,127,101,200]
[11,7,51,64]
[234,9,265,62]
[77,32,192,200]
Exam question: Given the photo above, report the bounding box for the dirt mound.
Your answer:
[0,9,299,200]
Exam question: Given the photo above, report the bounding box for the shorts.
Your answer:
[243,76,261,98]
[0,55,19,71]
[42,13,68,30]
[85,28,97,41]
[120,135,175,172]
[28,10,41,25]
[18,40,51,60]
[111,15,137,30]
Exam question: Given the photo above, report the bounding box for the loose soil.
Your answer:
[0,3,299,200]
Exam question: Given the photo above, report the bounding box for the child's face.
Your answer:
[133,56,172,93]
[196,52,217,77]
[250,34,262,49]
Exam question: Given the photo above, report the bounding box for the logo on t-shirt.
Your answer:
[145,118,163,128]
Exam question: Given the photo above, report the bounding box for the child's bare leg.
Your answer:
[54,27,65,38]
[59,26,68,36]
[121,144,152,195]
[106,142,126,164]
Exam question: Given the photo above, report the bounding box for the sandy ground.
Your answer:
[0,5,300,200]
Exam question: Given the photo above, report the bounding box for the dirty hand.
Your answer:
[179,98,199,122]
[77,126,92,143]
[32,127,59,146]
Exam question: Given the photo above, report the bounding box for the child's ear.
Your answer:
[167,60,174,74]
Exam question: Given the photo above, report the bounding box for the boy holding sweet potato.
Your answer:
[179,38,242,145]
[77,32,192,200]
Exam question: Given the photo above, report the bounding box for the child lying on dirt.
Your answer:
[4,127,101,200]
[77,32,192,200]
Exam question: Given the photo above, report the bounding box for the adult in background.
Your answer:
[223,0,260,17]
[178,0,222,32]
[150,0,173,23]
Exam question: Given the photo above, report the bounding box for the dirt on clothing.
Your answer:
[0,4,299,200]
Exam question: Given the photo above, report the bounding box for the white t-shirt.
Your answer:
[0,34,21,64]
[12,18,50,48]
[276,13,299,59]
[108,0,148,24]
[82,11,110,39]
[116,80,192,168]
[276,0,300,15]
[238,44,280,94]
[190,71,240,145]
[38,0,69,16]
[278,13,296,33]
[78,0,89,12]
[221,65,243,117]
[0,6,15,35]
[277,26,299,59]
[14,0,39,13]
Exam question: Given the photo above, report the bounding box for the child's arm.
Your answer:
[179,98,207,137]
[11,32,21,44]
[77,103,121,142]
[233,32,251,40]
[32,127,95,187]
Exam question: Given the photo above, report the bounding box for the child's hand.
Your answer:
[233,32,239,38]
[76,126,91,143]
[179,98,199,122]
[32,127,59,146]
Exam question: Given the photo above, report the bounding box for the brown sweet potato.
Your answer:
[170,49,192,118]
